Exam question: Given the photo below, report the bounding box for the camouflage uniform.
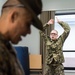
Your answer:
[40,21,70,75]
[0,33,25,75]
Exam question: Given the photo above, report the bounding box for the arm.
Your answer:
[40,19,54,40]
[40,31,50,42]
[50,18,70,49]
[43,19,54,30]
[56,18,70,42]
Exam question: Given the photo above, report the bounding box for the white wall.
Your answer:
[0,0,7,15]
[65,70,75,75]
[42,0,75,11]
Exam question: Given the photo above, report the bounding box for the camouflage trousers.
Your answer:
[44,63,65,75]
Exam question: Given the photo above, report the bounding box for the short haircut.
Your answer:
[1,0,20,14]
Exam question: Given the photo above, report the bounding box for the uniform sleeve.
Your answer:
[43,23,49,30]
[40,23,51,42]
[0,46,10,75]
[58,21,70,43]
[40,31,50,43]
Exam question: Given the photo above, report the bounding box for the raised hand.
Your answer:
[56,17,62,23]
[47,19,54,25]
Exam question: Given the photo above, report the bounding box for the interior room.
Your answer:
[0,0,75,75]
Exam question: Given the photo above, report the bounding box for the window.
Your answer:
[55,13,75,51]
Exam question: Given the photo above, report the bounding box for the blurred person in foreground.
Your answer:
[40,18,70,75]
[0,0,43,75]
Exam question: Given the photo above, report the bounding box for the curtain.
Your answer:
[40,11,55,74]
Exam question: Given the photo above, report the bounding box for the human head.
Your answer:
[0,0,43,44]
[50,30,58,40]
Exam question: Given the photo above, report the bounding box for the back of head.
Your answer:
[2,0,43,31]
[2,0,42,15]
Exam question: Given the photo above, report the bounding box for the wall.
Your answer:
[0,0,7,15]
[65,70,75,75]
[42,0,75,11]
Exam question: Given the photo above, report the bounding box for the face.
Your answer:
[8,9,33,44]
[50,30,58,40]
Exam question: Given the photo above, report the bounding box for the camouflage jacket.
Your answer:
[0,33,25,75]
[40,21,70,65]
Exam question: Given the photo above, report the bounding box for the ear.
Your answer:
[11,11,19,23]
